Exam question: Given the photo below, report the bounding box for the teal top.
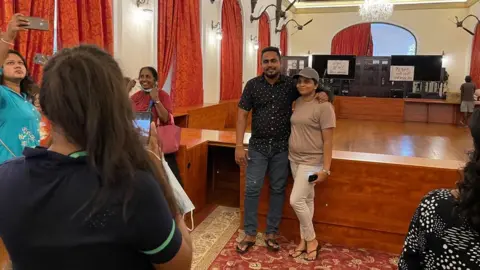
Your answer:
[0,83,40,164]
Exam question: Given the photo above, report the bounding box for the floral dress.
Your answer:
[0,85,40,163]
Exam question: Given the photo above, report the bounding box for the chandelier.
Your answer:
[359,0,394,21]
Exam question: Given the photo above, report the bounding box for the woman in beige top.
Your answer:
[288,67,336,261]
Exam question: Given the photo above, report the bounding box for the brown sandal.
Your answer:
[289,240,306,258]
[236,240,255,254]
[305,244,321,261]
[265,238,280,252]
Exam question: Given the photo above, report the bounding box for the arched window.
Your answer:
[331,23,416,57]
[371,23,416,56]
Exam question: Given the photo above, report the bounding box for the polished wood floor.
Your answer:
[333,119,472,161]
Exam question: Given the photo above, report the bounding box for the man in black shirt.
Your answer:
[235,47,330,253]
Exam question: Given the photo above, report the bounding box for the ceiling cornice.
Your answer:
[287,0,478,14]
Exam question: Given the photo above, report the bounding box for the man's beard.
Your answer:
[264,69,279,79]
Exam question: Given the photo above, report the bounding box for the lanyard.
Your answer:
[69,151,87,158]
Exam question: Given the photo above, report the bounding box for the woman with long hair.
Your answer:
[0,44,192,269]
[0,14,40,163]
[399,109,480,268]
[129,67,182,185]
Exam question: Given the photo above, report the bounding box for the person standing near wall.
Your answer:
[460,75,476,126]
[0,14,40,164]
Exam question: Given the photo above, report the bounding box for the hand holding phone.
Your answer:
[134,112,152,146]
[308,174,318,183]
[22,16,49,31]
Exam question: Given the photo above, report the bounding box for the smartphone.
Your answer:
[133,112,152,146]
[308,174,318,183]
[22,17,49,31]
[33,53,50,65]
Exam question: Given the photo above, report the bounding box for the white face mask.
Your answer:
[161,155,195,230]
[141,86,152,93]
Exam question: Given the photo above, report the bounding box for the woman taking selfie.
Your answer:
[0,14,40,163]
[129,67,182,185]
[288,67,336,261]
[0,45,192,269]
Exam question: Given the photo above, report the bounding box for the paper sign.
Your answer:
[299,60,305,69]
[288,60,296,69]
[327,60,349,75]
[390,66,414,81]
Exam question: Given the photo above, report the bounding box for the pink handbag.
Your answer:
[156,114,181,154]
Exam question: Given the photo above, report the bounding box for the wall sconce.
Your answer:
[136,0,153,14]
[453,14,479,36]
[250,35,259,50]
[211,21,222,40]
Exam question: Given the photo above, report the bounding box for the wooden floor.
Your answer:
[333,119,472,161]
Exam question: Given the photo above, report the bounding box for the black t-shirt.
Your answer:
[0,147,182,270]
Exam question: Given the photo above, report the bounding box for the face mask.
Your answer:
[141,86,152,93]
[161,155,195,230]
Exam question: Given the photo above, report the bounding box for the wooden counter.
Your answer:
[404,98,480,124]
[176,127,464,253]
[334,96,404,122]
[239,150,463,254]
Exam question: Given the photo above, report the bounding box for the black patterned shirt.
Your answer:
[399,189,480,269]
[238,75,299,154]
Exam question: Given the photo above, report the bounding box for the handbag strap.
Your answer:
[157,113,175,126]
[0,138,16,158]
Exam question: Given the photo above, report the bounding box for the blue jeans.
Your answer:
[244,148,289,236]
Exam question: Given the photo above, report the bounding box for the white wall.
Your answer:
[290,8,472,91]
[113,0,156,82]
[200,0,288,103]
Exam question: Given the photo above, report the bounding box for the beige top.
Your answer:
[288,98,336,166]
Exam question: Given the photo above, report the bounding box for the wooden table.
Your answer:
[176,128,464,254]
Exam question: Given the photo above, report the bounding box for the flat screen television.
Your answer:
[311,55,356,80]
[390,55,442,81]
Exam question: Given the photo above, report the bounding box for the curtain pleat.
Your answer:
[171,0,203,107]
[220,0,243,101]
[256,13,270,75]
[331,23,373,56]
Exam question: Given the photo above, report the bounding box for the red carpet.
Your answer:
[209,232,399,269]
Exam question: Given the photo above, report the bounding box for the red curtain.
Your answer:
[57,0,113,54]
[257,13,270,75]
[471,23,480,87]
[14,0,55,83]
[280,26,288,56]
[331,23,373,56]
[171,0,203,107]
[157,0,179,91]
[0,0,14,32]
[220,0,243,101]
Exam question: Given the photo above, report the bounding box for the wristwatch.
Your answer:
[322,169,331,176]
[153,100,160,104]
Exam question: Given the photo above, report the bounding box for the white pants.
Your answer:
[289,162,322,241]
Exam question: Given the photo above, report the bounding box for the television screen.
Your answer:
[390,55,442,81]
[311,55,356,80]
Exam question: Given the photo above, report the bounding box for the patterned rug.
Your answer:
[191,206,241,270]
[192,206,399,269]
[209,231,399,269]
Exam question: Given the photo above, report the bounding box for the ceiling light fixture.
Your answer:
[359,0,394,21]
